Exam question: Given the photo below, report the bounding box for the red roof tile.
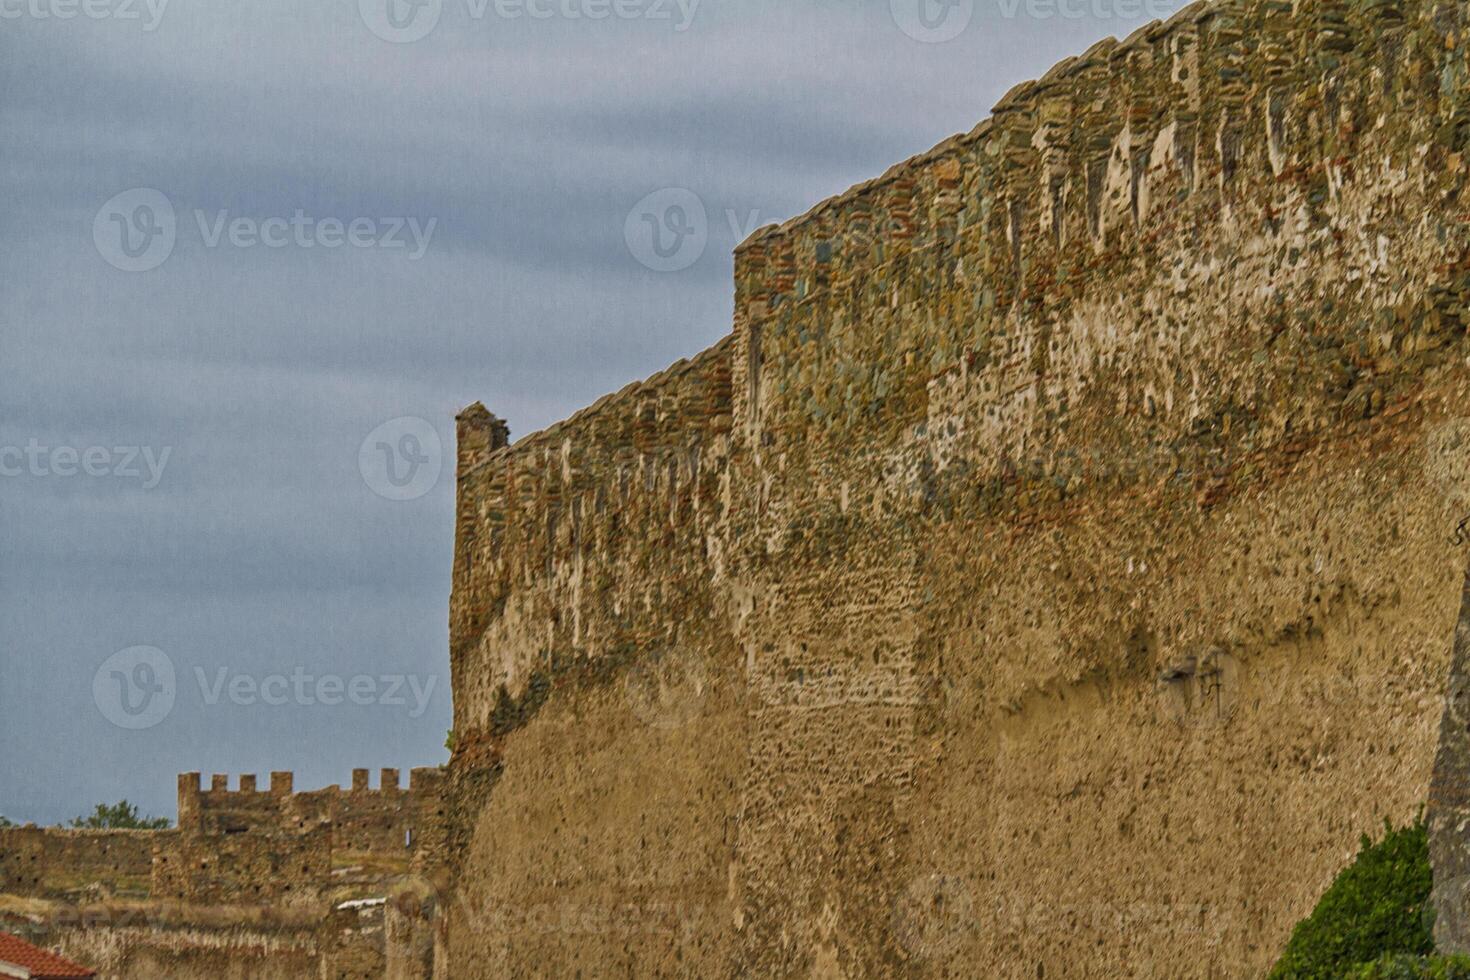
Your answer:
[0,932,96,979]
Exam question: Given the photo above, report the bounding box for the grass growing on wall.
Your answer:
[1269,820,1435,979]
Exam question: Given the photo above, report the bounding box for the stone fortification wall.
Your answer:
[443,0,1470,974]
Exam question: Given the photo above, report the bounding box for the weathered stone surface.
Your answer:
[15,0,1470,973]
[1430,568,1470,951]
[438,0,1470,974]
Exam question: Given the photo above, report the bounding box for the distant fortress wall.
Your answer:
[0,827,167,899]
[0,768,445,906]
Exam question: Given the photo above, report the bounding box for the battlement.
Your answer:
[458,333,735,479]
[177,770,294,802]
[177,767,438,806]
[728,0,1448,461]
[175,768,441,836]
[450,335,735,718]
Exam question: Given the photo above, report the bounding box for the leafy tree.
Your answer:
[0,815,12,828]
[68,800,170,830]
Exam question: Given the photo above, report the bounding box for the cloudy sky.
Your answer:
[0,0,1170,825]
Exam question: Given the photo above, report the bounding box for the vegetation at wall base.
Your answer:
[1345,955,1470,979]
[1269,819,1435,979]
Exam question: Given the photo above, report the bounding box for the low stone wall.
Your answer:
[0,897,437,979]
[0,828,171,899]
[2,904,322,980]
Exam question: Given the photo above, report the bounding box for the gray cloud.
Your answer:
[0,0,1151,823]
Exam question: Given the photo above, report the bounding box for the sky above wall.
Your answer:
[0,0,1177,824]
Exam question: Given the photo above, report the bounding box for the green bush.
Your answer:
[1345,954,1470,979]
[67,800,171,830]
[1269,820,1434,979]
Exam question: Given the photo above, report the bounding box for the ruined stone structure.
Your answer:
[15,0,1470,973]
[159,768,442,906]
[437,0,1470,974]
[1,770,440,906]
[0,770,443,977]
[0,829,167,901]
